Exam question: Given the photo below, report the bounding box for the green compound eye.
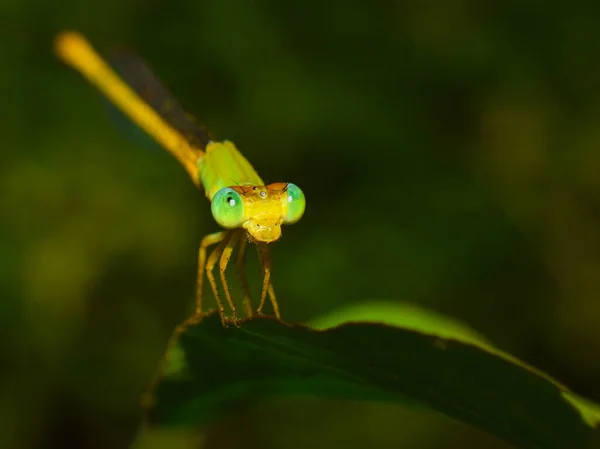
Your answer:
[283,183,306,225]
[211,187,245,229]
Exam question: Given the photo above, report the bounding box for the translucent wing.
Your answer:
[54,31,207,184]
[108,49,213,151]
[101,94,159,151]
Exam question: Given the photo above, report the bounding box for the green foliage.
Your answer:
[149,304,600,449]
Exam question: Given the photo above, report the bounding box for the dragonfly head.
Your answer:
[211,182,306,243]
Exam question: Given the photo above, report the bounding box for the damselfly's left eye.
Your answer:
[283,183,305,225]
[211,187,245,228]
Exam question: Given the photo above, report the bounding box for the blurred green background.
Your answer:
[3,0,600,448]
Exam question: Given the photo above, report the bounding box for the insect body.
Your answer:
[54,31,306,325]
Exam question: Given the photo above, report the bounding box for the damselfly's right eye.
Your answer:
[211,187,245,229]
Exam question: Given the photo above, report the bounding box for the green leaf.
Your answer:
[149,305,600,449]
[309,300,493,346]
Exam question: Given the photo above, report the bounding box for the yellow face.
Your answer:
[210,182,306,243]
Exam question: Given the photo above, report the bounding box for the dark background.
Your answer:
[3,1,600,448]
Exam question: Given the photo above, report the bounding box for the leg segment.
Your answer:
[235,234,254,317]
[257,244,280,318]
[205,232,232,325]
[195,231,227,317]
[268,283,280,319]
[219,230,240,324]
